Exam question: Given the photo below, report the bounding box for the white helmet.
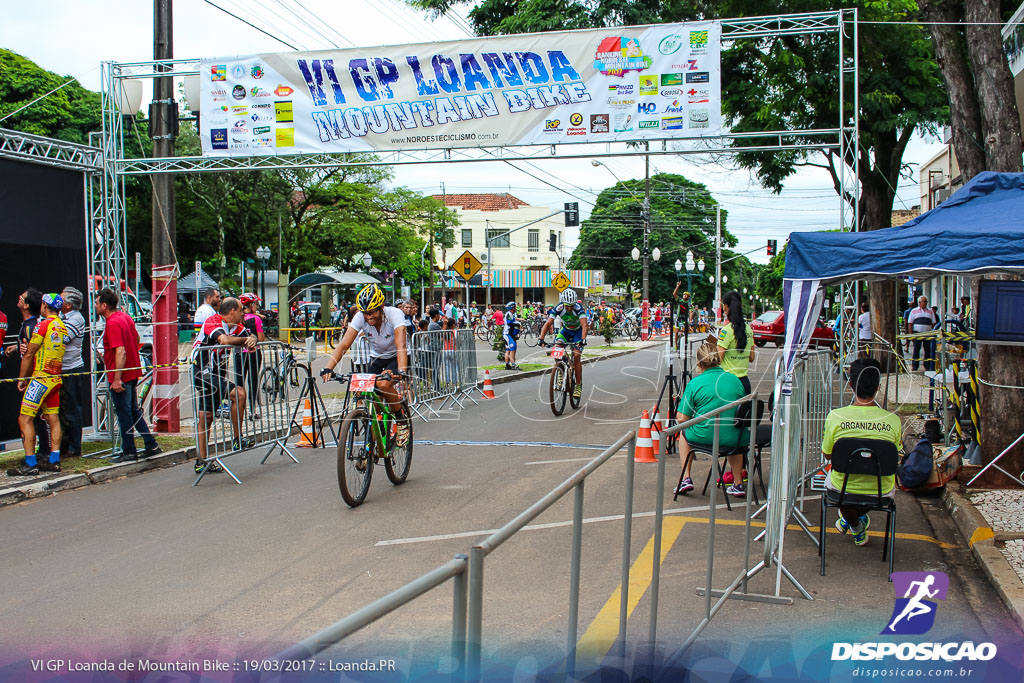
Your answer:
[559,289,578,306]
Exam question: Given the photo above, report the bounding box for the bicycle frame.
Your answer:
[341,374,401,454]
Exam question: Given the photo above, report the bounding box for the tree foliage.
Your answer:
[569,173,753,304]
[0,49,101,144]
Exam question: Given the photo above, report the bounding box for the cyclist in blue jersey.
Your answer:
[539,289,589,399]
[503,301,521,370]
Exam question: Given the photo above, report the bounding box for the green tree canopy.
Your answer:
[0,49,101,143]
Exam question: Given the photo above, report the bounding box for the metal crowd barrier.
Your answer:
[408,328,480,420]
[189,340,299,485]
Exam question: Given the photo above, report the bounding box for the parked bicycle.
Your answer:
[259,345,302,405]
[329,370,413,507]
[474,317,496,343]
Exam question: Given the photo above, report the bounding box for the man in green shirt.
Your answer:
[675,342,750,497]
[821,357,902,546]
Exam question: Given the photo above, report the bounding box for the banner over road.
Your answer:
[199,22,721,155]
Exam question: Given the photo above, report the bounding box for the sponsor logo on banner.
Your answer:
[638,120,660,129]
[231,119,249,131]
[686,71,710,83]
[569,112,584,126]
[660,73,683,86]
[250,65,264,79]
[206,106,229,124]
[253,125,272,135]
[231,105,248,116]
[250,86,272,98]
[606,98,635,110]
[661,117,683,130]
[612,113,633,132]
[276,128,295,147]
[638,101,657,114]
[688,108,709,128]
[590,113,609,133]
[210,89,227,102]
[275,101,294,123]
[660,88,681,97]
[664,100,684,113]
[274,85,294,97]
[251,112,274,123]
[210,128,228,150]
[231,65,246,79]
[690,30,708,48]
[543,119,562,133]
[638,75,658,95]
[210,65,226,81]
[672,59,700,71]
[658,34,683,55]
[830,571,998,665]
[251,103,272,109]
[607,83,634,95]
[254,137,274,147]
[566,127,586,136]
[593,36,653,76]
[687,88,710,103]
[232,85,247,100]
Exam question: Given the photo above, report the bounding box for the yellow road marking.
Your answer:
[575,517,687,663]
[576,513,958,664]
[969,526,994,548]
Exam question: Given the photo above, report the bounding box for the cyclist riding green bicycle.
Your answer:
[539,289,589,399]
[321,284,411,445]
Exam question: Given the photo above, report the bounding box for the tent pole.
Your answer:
[940,277,949,445]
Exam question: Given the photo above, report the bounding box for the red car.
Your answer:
[751,310,836,348]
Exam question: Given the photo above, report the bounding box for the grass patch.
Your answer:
[481,363,548,372]
[895,403,930,416]
[594,345,634,351]
[1,435,194,474]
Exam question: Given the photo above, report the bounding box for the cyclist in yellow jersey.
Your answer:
[8,293,69,476]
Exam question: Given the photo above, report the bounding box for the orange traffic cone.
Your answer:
[651,409,662,455]
[635,410,657,463]
[482,370,496,399]
[293,398,320,448]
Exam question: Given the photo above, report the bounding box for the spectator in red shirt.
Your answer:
[95,288,162,464]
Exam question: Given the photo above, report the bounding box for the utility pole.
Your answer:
[427,207,435,306]
[641,149,651,340]
[150,0,178,432]
[440,182,447,304]
[715,205,722,323]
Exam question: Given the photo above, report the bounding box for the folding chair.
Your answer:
[819,437,899,579]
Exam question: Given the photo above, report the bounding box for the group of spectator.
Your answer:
[855,293,973,372]
[3,286,160,477]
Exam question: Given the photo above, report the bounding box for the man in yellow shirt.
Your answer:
[821,357,902,546]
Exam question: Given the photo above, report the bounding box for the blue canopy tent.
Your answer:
[781,172,1024,373]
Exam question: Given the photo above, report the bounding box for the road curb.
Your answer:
[483,341,664,387]
[943,483,1024,631]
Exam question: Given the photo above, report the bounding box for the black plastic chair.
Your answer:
[819,437,899,579]
[674,398,762,510]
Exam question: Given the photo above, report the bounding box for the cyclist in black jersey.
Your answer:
[539,289,589,399]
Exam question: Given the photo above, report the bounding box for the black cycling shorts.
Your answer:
[192,366,235,414]
[368,356,400,375]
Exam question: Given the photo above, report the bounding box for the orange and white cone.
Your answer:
[635,410,657,463]
[293,398,320,448]
[482,370,496,399]
[651,410,662,455]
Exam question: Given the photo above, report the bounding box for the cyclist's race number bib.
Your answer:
[551,347,566,360]
[350,373,377,392]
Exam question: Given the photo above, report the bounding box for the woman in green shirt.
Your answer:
[675,341,750,497]
[716,290,755,395]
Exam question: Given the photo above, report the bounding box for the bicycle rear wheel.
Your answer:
[628,321,640,341]
[385,410,413,485]
[337,409,374,507]
[523,325,539,347]
[549,363,567,416]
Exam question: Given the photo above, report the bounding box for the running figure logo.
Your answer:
[882,571,949,635]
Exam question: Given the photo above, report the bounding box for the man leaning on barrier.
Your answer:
[821,357,902,547]
[192,297,257,474]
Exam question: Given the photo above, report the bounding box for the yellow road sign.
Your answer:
[552,271,571,292]
[452,250,483,281]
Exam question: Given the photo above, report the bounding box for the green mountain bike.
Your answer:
[329,371,413,507]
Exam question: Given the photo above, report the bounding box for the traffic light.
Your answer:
[564,202,579,226]
[767,239,777,256]
[549,234,558,252]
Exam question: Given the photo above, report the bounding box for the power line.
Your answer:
[203,0,299,50]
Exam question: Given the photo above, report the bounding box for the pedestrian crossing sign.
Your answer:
[452,250,483,281]
[552,271,571,292]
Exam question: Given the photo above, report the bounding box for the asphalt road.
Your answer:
[0,343,1017,677]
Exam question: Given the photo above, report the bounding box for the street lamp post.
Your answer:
[256,245,270,307]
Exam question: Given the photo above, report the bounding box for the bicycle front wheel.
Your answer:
[549,363,567,416]
[523,326,538,347]
[385,409,413,485]
[337,409,374,507]
[569,367,581,409]
[628,322,640,341]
